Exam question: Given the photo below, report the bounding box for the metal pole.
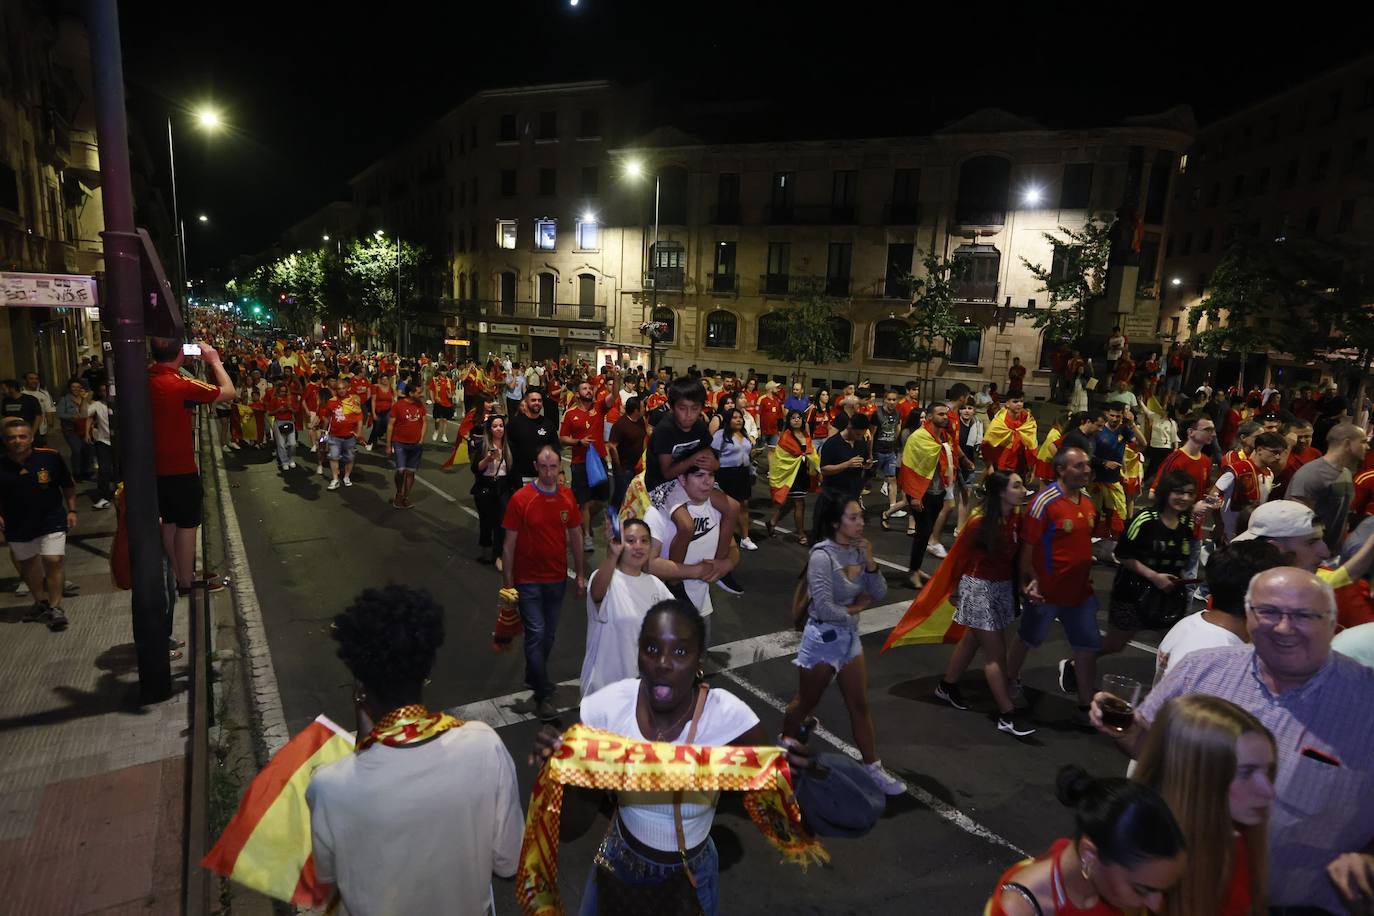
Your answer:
[89,0,172,699]
[166,117,184,298]
[649,175,659,373]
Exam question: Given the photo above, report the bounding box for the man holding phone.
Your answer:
[814,411,870,543]
[148,337,235,600]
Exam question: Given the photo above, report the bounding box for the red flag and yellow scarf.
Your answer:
[516,724,827,915]
[769,429,820,505]
[981,408,1038,472]
[897,421,953,502]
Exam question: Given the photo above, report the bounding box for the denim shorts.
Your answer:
[1017,594,1102,651]
[874,450,898,477]
[796,619,864,671]
[393,442,422,471]
[326,435,357,464]
[579,817,719,916]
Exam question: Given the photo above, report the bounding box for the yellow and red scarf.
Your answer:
[898,421,953,502]
[981,408,1038,471]
[516,724,827,915]
[355,704,463,753]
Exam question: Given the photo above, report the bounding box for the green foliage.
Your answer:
[759,279,850,376]
[1186,237,1285,363]
[893,250,978,368]
[1021,217,1113,345]
[344,234,426,335]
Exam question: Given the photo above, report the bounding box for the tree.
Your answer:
[1021,216,1113,345]
[759,279,850,383]
[344,234,426,345]
[891,250,979,403]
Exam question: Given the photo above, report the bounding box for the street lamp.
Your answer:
[167,105,223,299]
[623,158,661,372]
[197,214,208,223]
[1022,186,1042,206]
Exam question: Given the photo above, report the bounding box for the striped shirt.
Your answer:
[1140,645,1374,911]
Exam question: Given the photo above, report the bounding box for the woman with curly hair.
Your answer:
[306,585,524,915]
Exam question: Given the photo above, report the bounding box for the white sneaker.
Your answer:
[16,581,30,597]
[343,476,353,487]
[317,464,325,476]
[222,444,231,452]
[442,434,449,443]
[864,761,906,796]
[362,443,372,452]
[880,481,889,496]
[92,498,112,510]
[328,479,340,491]
[740,537,758,551]
[926,542,948,558]
[583,534,595,553]
[288,462,296,469]
[229,441,241,450]
[432,430,438,441]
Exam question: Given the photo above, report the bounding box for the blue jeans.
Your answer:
[578,818,720,916]
[516,580,566,701]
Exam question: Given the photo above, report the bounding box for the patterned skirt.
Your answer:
[952,575,1017,631]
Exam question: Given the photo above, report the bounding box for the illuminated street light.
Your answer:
[624,160,644,178]
[322,234,330,241]
[374,229,385,239]
[197,214,208,223]
[1022,187,1042,206]
[1171,277,1183,286]
[582,211,595,222]
[196,108,222,130]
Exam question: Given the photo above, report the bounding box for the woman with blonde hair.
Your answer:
[1133,694,1276,916]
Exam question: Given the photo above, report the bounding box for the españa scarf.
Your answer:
[516,724,827,915]
[355,704,463,752]
[981,408,1038,471]
[897,422,953,502]
[769,430,820,505]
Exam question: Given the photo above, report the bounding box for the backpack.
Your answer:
[791,545,837,631]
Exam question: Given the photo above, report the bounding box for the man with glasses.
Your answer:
[1093,566,1374,915]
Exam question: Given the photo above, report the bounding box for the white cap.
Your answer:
[1232,501,1318,542]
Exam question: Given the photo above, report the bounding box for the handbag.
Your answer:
[595,684,709,916]
[585,446,609,488]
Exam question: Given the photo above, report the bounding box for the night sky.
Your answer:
[115,0,1370,276]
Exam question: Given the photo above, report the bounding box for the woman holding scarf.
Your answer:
[767,410,820,542]
[306,585,524,916]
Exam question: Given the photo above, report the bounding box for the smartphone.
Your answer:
[606,508,622,542]
[182,343,202,357]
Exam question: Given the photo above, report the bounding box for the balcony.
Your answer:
[883,202,921,224]
[825,276,851,297]
[764,204,858,225]
[711,273,737,294]
[883,278,912,299]
[760,273,790,296]
[709,202,741,224]
[482,300,607,324]
[643,267,685,292]
[953,279,999,304]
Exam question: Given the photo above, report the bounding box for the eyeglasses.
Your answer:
[1245,604,1329,627]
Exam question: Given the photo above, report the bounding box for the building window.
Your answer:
[829,316,852,356]
[765,242,790,295]
[458,273,467,301]
[659,166,688,224]
[1337,199,1356,233]
[578,274,597,318]
[650,241,685,291]
[757,312,786,351]
[1039,333,1067,370]
[501,169,517,197]
[470,221,479,252]
[1050,246,1082,282]
[713,241,737,292]
[458,228,466,252]
[770,171,794,221]
[953,244,1000,302]
[955,156,1010,226]
[948,324,983,366]
[871,318,908,360]
[497,219,517,249]
[715,174,741,223]
[575,218,599,251]
[537,111,557,140]
[499,113,517,142]
[537,272,555,317]
[500,271,517,315]
[538,168,557,196]
[1313,149,1332,182]
[831,170,857,221]
[1059,163,1094,209]
[884,243,913,298]
[535,219,557,250]
[652,306,676,342]
[580,166,599,196]
[826,242,852,296]
[704,310,738,349]
[578,108,600,138]
[1177,153,1188,174]
[889,168,920,223]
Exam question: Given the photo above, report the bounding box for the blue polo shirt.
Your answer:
[0,448,74,541]
[1093,422,1134,484]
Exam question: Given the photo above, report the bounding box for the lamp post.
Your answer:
[167,107,221,297]
[625,160,660,372]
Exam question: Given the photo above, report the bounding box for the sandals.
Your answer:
[880,514,892,532]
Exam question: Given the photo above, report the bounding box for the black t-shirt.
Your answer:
[0,392,42,428]
[819,434,866,498]
[646,414,710,490]
[873,408,900,453]
[1112,508,1193,603]
[505,410,560,479]
[0,448,74,541]
[1060,428,1096,458]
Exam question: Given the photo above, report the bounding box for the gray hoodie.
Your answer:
[806,539,887,628]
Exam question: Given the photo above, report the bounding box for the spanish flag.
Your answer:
[981,407,1038,471]
[1035,426,1062,482]
[768,430,819,504]
[440,408,480,470]
[202,715,354,906]
[897,423,952,503]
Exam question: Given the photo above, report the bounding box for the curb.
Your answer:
[208,419,291,761]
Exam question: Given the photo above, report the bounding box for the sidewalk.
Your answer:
[0,494,190,914]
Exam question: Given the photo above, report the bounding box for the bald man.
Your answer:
[1093,567,1374,913]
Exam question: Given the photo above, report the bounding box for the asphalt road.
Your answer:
[223,437,1162,914]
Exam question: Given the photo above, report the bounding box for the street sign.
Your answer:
[444,338,471,346]
[1,272,98,307]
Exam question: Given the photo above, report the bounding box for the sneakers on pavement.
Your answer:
[715,573,745,596]
[15,582,29,597]
[442,434,449,443]
[343,476,353,487]
[328,479,341,491]
[229,441,241,451]
[926,542,948,558]
[44,607,68,632]
[864,761,906,796]
[935,681,970,710]
[1058,658,1078,695]
[997,710,1036,737]
[583,535,595,553]
[432,430,439,441]
[288,461,296,469]
[886,509,907,520]
[92,499,111,510]
[740,537,758,551]
[317,464,325,476]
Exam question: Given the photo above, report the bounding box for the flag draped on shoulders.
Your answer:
[898,422,952,503]
[1035,426,1062,481]
[769,430,819,505]
[881,512,987,650]
[440,407,481,470]
[981,409,1038,470]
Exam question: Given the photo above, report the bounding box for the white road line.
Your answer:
[715,667,1028,857]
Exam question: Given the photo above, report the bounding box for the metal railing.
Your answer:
[183,406,216,915]
[481,299,607,323]
[760,273,790,295]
